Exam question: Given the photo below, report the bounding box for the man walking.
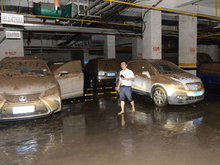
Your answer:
[116,61,135,115]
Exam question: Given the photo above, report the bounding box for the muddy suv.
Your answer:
[128,59,205,107]
[84,59,120,88]
[0,57,61,120]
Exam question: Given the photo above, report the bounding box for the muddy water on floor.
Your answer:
[0,90,220,165]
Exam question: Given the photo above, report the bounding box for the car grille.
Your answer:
[186,96,203,101]
[4,93,41,103]
[186,82,202,91]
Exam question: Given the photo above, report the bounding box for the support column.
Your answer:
[0,30,24,60]
[179,15,197,75]
[142,10,162,59]
[132,37,143,59]
[104,35,115,59]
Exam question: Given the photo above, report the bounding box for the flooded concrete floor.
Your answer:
[1,87,220,165]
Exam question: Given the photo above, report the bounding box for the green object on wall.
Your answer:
[33,2,72,18]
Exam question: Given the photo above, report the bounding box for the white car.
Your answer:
[128,59,205,107]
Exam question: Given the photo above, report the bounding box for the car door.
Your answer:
[128,61,143,91]
[53,60,84,100]
[129,61,153,93]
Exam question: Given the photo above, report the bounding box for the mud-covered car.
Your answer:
[0,57,61,120]
[84,59,120,88]
[49,60,84,100]
[128,59,205,107]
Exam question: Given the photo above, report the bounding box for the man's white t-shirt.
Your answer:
[119,68,135,86]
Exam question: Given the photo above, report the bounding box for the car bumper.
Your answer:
[0,99,61,121]
[167,89,205,105]
[97,77,117,86]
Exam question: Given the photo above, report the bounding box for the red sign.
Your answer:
[5,51,16,55]
[153,46,160,51]
[190,48,195,52]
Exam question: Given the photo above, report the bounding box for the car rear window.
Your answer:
[98,60,120,71]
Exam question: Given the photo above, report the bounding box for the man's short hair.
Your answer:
[121,61,127,64]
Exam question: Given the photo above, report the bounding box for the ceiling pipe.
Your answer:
[104,0,220,21]
[95,3,117,15]
[1,0,3,12]
[81,1,110,19]
[73,0,103,18]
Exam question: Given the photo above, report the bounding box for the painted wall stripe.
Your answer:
[179,63,197,67]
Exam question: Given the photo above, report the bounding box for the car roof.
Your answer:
[128,59,171,64]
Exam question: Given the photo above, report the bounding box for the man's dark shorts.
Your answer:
[119,86,133,102]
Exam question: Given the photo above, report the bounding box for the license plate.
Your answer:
[107,73,116,77]
[194,91,203,96]
[13,106,35,114]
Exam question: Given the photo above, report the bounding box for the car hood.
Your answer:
[0,76,58,95]
[167,72,201,85]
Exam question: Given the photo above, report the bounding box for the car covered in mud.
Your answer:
[0,57,61,120]
[128,59,205,107]
[49,60,84,99]
[84,59,120,88]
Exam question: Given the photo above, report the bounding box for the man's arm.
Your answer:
[115,80,122,91]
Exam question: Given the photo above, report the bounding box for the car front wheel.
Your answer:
[153,87,168,107]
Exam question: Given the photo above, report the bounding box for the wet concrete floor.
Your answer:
[1,87,220,165]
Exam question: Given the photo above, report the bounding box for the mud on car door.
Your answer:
[53,60,84,100]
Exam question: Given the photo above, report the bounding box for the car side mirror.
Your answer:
[58,71,68,77]
[142,71,151,78]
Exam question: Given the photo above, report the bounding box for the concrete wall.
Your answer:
[198,45,219,61]
[0,31,24,60]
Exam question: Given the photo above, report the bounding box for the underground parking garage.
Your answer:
[1,0,220,165]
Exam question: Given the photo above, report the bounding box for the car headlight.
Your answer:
[98,71,105,76]
[165,84,186,96]
[40,87,61,111]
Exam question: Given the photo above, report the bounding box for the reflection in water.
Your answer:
[0,114,64,165]
[0,96,206,165]
[152,107,204,134]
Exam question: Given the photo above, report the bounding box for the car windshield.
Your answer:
[0,60,50,77]
[150,61,184,74]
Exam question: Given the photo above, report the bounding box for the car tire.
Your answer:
[153,87,168,107]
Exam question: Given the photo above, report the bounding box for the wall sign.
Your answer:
[1,13,24,25]
[6,31,21,39]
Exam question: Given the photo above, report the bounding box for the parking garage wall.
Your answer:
[0,31,24,60]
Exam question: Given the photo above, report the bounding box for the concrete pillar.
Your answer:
[142,10,162,59]
[132,37,143,59]
[104,35,115,59]
[0,30,24,60]
[179,15,197,75]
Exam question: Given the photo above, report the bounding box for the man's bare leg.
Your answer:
[130,101,135,113]
[118,101,125,115]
